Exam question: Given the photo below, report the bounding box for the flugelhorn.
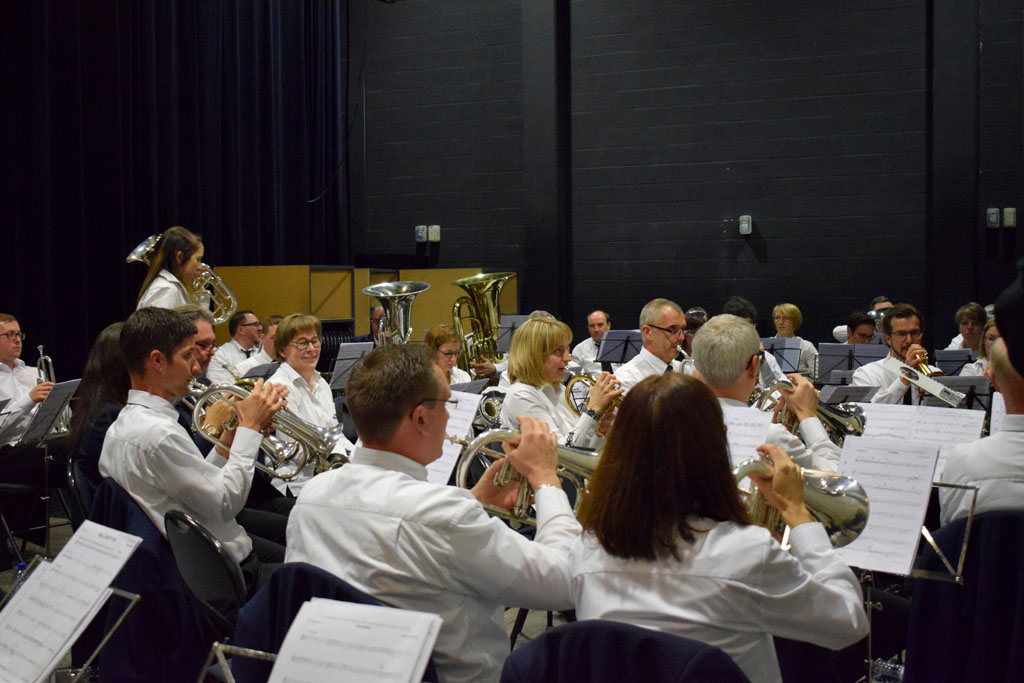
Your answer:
[564,373,622,435]
[733,458,869,548]
[127,233,238,325]
[450,428,600,525]
[451,272,515,372]
[362,281,431,345]
[755,378,865,446]
[36,345,70,435]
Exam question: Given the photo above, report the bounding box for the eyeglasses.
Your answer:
[890,330,923,341]
[439,350,459,358]
[195,341,216,352]
[289,338,322,350]
[985,334,1001,343]
[0,331,25,342]
[648,324,685,337]
[239,322,262,328]
[418,397,458,410]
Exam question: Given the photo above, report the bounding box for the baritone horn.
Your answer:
[127,233,238,325]
[451,272,515,373]
[362,281,431,345]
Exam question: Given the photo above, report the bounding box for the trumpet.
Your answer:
[37,345,70,435]
[450,428,600,525]
[733,457,869,548]
[755,378,865,447]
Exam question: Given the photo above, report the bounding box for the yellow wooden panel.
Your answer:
[214,265,311,343]
[399,269,518,341]
[309,269,353,320]
[353,270,397,336]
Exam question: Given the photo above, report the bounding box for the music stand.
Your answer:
[596,330,643,373]
[817,343,890,381]
[496,315,531,354]
[451,379,488,395]
[919,376,992,412]
[761,337,801,373]
[329,342,375,393]
[818,384,878,404]
[242,362,279,381]
[934,349,978,376]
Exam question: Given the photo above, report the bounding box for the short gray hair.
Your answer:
[639,298,683,328]
[174,304,215,327]
[692,314,760,388]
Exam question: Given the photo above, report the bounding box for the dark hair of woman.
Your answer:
[577,373,749,561]
[67,322,130,457]
[136,226,203,304]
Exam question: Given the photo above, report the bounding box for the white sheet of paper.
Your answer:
[425,390,482,485]
[267,599,443,683]
[836,436,939,575]
[721,406,773,469]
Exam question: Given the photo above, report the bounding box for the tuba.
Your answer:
[755,378,866,447]
[451,428,599,525]
[187,383,349,480]
[733,458,869,548]
[451,272,515,372]
[362,281,431,345]
[127,233,238,325]
[36,345,70,435]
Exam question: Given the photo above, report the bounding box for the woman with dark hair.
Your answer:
[137,226,207,310]
[571,373,867,682]
[68,322,130,490]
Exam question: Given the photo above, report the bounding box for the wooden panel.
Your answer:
[400,268,519,340]
[353,269,398,335]
[214,265,311,343]
[309,269,354,320]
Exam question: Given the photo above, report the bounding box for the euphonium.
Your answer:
[189,383,349,480]
[36,345,70,435]
[733,458,869,547]
[755,378,866,446]
[362,281,431,345]
[127,233,238,325]
[451,428,600,525]
[451,272,515,372]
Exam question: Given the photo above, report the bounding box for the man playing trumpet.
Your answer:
[851,303,940,404]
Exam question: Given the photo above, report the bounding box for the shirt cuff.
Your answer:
[533,484,574,521]
[797,417,829,446]
[229,426,264,460]
[788,521,833,556]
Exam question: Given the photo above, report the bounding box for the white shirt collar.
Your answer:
[125,388,179,420]
[349,445,429,481]
[0,358,27,374]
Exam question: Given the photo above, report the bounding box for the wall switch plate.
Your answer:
[739,215,752,235]
[428,224,441,242]
[986,208,1001,228]
[1004,208,1016,228]
[415,224,428,243]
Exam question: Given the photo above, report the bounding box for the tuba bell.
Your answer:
[362,281,431,345]
[127,233,238,325]
[451,272,515,372]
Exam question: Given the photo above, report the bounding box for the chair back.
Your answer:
[164,510,247,639]
[65,457,94,528]
[500,620,749,683]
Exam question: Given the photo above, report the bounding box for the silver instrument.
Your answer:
[473,388,505,432]
[36,345,70,435]
[127,233,238,325]
[755,378,866,447]
[733,458,869,547]
[362,281,431,345]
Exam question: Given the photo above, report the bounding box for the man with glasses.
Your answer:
[0,314,53,446]
[614,298,686,390]
[852,303,939,404]
[692,314,840,471]
[235,314,284,378]
[286,344,580,683]
[207,310,263,385]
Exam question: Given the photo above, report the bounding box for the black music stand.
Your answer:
[451,379,489,395]
[761,337,801,373]
[496,315,531,354]
[919,376,992,413]
[818,343,890,384]
[328,342,375,393]
[818,384,878,405]
[242,362,278,381]
[934,349,978,376]
[596,330,643,373]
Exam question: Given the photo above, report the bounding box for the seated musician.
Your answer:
[99,307,289,592]
[570,309,610,374]
[944,301,986,351]
[207,310,263,385]
[850,304,940,404]
[832,296,893,342]
[235,314,283,377]
[285,344,581,683]
[352,305,384,344]
[772,303,818,377]
[499,317,620,448]
[939,336,1024,524]
[265,314,354,495]
[722,295,787,386]
[845,312,877,345]
[614,298,686,389]
[961,319,1000,377]
[424,324,472,385]
[570,373,868,683]
[692,314,841,470]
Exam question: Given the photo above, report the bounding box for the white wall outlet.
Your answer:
[415,224,428,243]
[739,215,752,235]
[428,224,441,242]
[1004,208,1016,228]
[987,208,1001,228]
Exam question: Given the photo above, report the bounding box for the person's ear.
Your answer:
[148,349,165,373]
[175,250,186,266]
[410,404,429,432]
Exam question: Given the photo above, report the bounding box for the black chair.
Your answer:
[500,620,750,682]
[164,510,247,642]
[904,509,1024,682]
[64,456,94,530]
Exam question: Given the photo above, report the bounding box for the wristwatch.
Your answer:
[584,407,598,420]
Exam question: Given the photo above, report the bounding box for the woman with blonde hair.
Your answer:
[137,226,208,310]
[961,318,1000,377]
[772,303,818,377]
[499,316,620,448]
[423,324,471,385]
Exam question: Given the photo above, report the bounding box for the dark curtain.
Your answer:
[1,0,348,376]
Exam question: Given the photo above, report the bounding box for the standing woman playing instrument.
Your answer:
[266,314,354,494]
[499,317,621,449]
[570,373,867,683]
[137,226,209,310]
[424,324,472,385]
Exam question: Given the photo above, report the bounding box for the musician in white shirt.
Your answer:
[570,373,867,683]
[570,310,610,374]
[136,226,208,310]
[207,310,263,385]
[944,302,986,352]
[851,304,940,404]
[424,324,472,385]
[615,298,686,389]
[961,320,1000,377]
[235,315,282,377]
[771,303,818,377]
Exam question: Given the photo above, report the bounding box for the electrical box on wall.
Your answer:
[739,215,752,235]
[1004,208,1017,228]
[986,208,1001,229]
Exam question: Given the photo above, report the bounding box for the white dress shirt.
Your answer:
[98,390,262,563]
[570,520,868,683]
[570,338,602,374]
[945,333,965,350]
[615,346,679,390]
[795,337,818,377]
[851,355,939,404]
[137,269,195,310]
[959,357,988,377]
[938,414,1024,525]
[285,446,581,683]
[448,366,472,385]
[208,338,261,386]
[234,348,274,377]
[266,362,353,495]
[718,398,841,471]
[0,359,40,446]
[500,381,602,449]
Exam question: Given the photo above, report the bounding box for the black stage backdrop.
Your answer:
[1,0,348,376]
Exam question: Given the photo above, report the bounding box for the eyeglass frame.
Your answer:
[288,337,322,350]
[0,331,26,342]
[647,323,686,337]
[438,350,460,358]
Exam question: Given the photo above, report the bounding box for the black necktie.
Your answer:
[244,348,254,358]
[664,363,673,374]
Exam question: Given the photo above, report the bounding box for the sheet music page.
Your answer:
[856,403,917,439]
[0,521,141,682]
[836,436,939,575]
[721,406,773,469]
[267,599,443,683]
[990,391,1007,434]
[426,390,482,485]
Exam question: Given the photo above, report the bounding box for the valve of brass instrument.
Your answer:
[199,396,238,438]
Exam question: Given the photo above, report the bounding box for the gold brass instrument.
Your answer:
[451,272,515,372]
[450,428,600,525]
[36,345,70,435]
[733,457,869,547]
[362,281,431,345]
[127,233,238,325]
[755,378,866,446]
[913,352,945,378]
[188,383,349,480]
[564,373,622,435]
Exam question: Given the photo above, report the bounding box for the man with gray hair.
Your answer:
[614,298,686,390]
[692,314,840,471]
